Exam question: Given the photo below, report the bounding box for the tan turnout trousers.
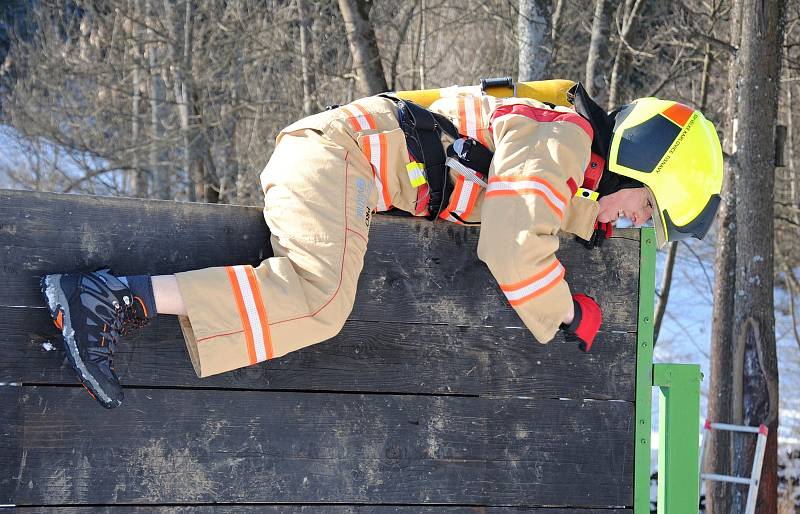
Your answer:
[175,94,598,378]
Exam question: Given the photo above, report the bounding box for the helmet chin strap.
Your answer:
[569,82,644,198]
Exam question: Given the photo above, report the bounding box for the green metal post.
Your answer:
[653,363,702,514]
[634,228,657,513]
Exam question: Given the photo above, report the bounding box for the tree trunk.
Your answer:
[198,101,220,205]
[787,79,799,236]
[147,0,170,200]
[607,0,643,108]
[131,0,147,198]
[653,242,676,345]
[337,0,388,96]
[163,0,200,202]
[387,0,419,91]
[218,35,242,204]
[584,0,614,105]
[182,0,205,203]
[550,0,564,47]
[707,150,737,514]
[517,0,551,82]
[297,0,316,116]
[706,2,741,511]
[729,1,785,512]
[418,0,426,89]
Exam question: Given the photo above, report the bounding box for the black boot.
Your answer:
[41,268,149,409]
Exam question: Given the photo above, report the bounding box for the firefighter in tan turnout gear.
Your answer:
[42,80,724,408]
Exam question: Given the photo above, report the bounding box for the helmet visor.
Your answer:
[646,188,721,248]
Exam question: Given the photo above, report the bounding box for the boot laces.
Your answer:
[116,296,150,336]
[86,296,149,373]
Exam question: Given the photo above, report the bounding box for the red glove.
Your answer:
[560,294,603,352]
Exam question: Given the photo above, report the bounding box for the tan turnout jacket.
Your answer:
[174,94,598,377]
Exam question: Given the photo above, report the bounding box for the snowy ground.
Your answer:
[653,238,800,444]
[652,237,800,507]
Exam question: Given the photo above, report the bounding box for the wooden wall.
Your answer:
[0,190,639,512]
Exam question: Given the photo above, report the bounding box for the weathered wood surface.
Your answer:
[0,190,640,332]
[0,306,637,400]
[15,508,631,513]
[2,387,633,507]
[0,385,21,506]
[0,189,642,510]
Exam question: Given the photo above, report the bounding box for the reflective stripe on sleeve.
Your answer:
[499,260,566,306]
[364,133,392,211]
[458,96,489,147]
[226,265,273,364]
[485,175,567,219]
[439,175,481,224]
[341,104,377,132]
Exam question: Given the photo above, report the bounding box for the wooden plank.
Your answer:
[15,507,631,513]
[0,190,639,332]
[0,384,22,506]
[3,387,633,508]
[0,307,636,401]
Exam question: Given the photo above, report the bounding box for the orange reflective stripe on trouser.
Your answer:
[363,133,392,211]
[485,175,567,219]
[457,96,489,147]
[439,175,481,224]
[225,265,273,364]
[341,104,377,131]
[499,259,565,307]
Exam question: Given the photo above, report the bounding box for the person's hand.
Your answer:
[562,299,575,326]
[560,294,602,352]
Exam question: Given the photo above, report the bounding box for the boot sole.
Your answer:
[41,274,121,409]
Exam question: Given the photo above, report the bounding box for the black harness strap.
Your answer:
[380,94,460,220]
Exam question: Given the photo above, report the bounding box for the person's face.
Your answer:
[596,187,654,227]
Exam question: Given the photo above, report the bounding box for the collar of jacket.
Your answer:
[568,83,642,197]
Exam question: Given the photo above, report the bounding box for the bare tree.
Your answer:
[297,0,316,116]
[517,0,551,81]
[584,0,614,103]
[163,0,203,201]
[706,0,741,509]
[729,0,786,512]
[338,0,388,95]
[146,0,170,199]
[130,0,147,197]
[607,0,643,107]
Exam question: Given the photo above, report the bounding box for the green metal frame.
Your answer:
[634,228,701,514]
[634,228,657,513]
[653,363,701,513]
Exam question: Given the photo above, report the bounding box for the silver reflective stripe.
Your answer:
[445,157,488,188]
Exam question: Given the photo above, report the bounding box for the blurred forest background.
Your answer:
[0,0,798,512]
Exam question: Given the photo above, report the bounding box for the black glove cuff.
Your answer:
[559,298,583,332]
[575,228,606,250]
